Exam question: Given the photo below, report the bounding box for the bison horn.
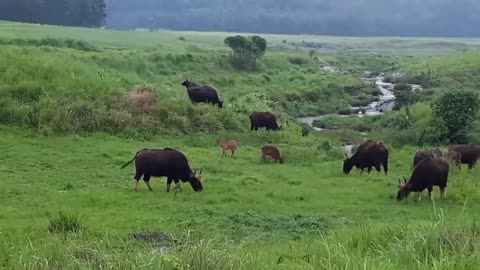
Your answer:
[403,176,407,183]
[398,178,401,184]
[199,169,203,174]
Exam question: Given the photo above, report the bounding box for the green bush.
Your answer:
[48,211,84,233]
[288,57,310,65]
[432,89,480,143]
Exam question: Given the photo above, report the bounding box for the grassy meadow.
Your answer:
[2,20,480,269]
[2,129,480,269]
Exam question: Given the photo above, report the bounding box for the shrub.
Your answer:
[288,57,309,65]
[431,89,480,143]
[48,211,83,233]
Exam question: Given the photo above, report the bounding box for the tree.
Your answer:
[224,35,267,69]
[0,0,106,27]
[393,83,417,110]
[431,90,480,143]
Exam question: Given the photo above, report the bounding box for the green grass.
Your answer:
[1,129,480,269]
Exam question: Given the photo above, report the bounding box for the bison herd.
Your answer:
[121,79,480,203]
[346,140,480,202]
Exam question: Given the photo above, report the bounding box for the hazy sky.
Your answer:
[105,0,480,37]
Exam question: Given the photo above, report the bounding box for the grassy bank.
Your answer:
[1,129,480,269]
[4,21,480,137]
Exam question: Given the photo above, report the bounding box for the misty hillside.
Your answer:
[105,0,480,37]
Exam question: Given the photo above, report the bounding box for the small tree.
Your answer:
[431,90,480,143]
[224,35,267,69]
[393,83,416,110]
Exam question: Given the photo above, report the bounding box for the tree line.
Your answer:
[105,0,480,37]
[0,0,106,27]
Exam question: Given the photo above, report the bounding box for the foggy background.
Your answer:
[105,0,480,37]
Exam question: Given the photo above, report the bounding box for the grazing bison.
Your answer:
[181,79,223,108]
[397,157,449,202]
[249,112,282,133]
[217,138,239,157]
[448,144,480,170]
[412,148,443,169]
[343,140,389,175]
[261,145,284,163]
[121,148,203,193]
[446,150,462,171]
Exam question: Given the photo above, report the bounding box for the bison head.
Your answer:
[188,169,203,192]
[342,155,355,174]
[181,79,193,88]
[396,177,411,201]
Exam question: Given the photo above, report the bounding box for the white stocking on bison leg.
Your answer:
[145,181,153,191]
[143,175,152,191]
[134,180,139,192]
[417,192,423,202]
[441,187,447,199]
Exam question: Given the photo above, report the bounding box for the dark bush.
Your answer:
[288,57,309,65]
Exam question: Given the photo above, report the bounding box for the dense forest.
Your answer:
[0,0,105,27]
[105,0,480,37]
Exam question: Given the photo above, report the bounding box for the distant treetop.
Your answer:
[0,0,106,27]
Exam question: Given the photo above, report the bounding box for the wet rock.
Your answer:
[322,65,337,73]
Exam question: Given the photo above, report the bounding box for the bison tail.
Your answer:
[120,149,143,169]
[120,158,135,169]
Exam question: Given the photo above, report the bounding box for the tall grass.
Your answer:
[0,34,397,136]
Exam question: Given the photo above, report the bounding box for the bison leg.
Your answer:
[441,187,447,199]
[166,178,173,192]
[134,171,143,192]
[428,187,434,201]
[143,175,152,191]
[145,181,153,191]
[134,180,140,192]
[417,192,423,202]
[231,149,235,156]
[367,166,372,174]
[174,180,182,192]
[374,164,381,173]
[173,180,182,196]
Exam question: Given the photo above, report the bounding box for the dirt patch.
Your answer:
[73,249,105,265]
[126,88,158,113]
[130,231,180,254]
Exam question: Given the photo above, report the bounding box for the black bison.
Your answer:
[121,148,203,193]
[412,148,443,169]
[448,144,480,170]
[446,150,462,171]
[397,157,449,202]
[181,79,223,108]
[249,112,282,132]
[261,145,284,163]
[343,140,389,175]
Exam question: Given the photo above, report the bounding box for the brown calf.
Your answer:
[218,138,239,157]
[446,151,462,171]
[261,145,284,163]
